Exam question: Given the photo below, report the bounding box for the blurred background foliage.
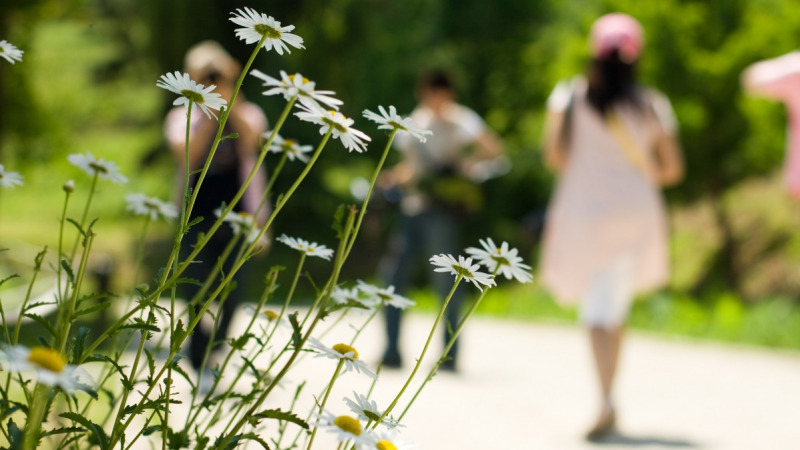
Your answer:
[2,0,800,347]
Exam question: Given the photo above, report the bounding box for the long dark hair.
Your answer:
[586,50,643,116]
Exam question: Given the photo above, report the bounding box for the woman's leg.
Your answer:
[588,325,624,434]
[581,255,634,437]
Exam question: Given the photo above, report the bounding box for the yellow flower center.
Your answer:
[263,310,279,321]
[332,343,358,359]
[180,89,205,104]
[27,347,66,373]
[333,415,362,436]
[376,441,398,450]
[291,74,310,84]
[285,139,297,147]
[254,24,282,39]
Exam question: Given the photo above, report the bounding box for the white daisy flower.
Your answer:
[264,131,314,163]
[67,152,128,184]
[125,193,177,221]
[215,208,262,244]
[229,8,304,55]
[251,70,343,110]
[315,410,372,445]
[307,338,377,379]
[0,164,23,188]
[363,106,432,143]
[465,238,533,283]
[0,40,23,64]
[429,254,496,292]
[0,345,93,393]
[295,103,371,153]
[359,430,416,450]
[331,286,369,308]
[357,282,415,310]
[344,391,403,429]
[157,71,226,120]
[276,234,334,260]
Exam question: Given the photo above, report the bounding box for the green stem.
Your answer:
[21,385,50,450]
[12,248,47,345]
[398,284,493,421]
[342,129,397,261]
[257,151,288,217]
[70,173,98,262]
[186,270,278,432]
[59,229,94,353]
[57,188,72,303]
[373,276,463,427]
[216,208,356,448]
[305,360,345,450]
[127,217,151,304]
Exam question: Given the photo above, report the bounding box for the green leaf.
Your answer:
[23,313,57,338]
[60,259,75,285]
[7,418,23,449]
[221,132,240,141]
[71,327,91,363]
[0,274,19,287]
[41,426,84,437]
[87,354,131,390]
[230,333,254,351]
[250,409,309,430]
[288,313,302,350]
[60,412,109,450]
[240,433,271,449]
[331,204,346,239]
[66,218,85,238]
[74,301,112,318]
[33,247,48,271]
[171,320,187,353]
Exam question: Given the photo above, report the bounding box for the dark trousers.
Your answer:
[181,224,241,371]
[380,208,466,363]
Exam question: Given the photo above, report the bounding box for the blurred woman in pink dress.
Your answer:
[539,13,684,438]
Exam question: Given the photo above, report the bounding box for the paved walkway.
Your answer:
[127,307,800,449]
[270,312,800,450]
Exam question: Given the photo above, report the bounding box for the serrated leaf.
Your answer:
[251,409,309,430]
[230,333,254,351]
[7,418,23,449]
[288,313,301,349]
[331,204,346,239]
[71,327,91,363]
[66,218,85,238]
[24,313,57,338]
[0,274,19,287]
[41,426,84,437]
[87,354,131,390]
[240,433,271,449]
[60,259,75,285]
[60,412,109,450]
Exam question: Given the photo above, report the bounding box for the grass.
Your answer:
[410,283,800,351]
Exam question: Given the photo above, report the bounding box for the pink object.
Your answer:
[743,51,800,199]
[590,13,644,62]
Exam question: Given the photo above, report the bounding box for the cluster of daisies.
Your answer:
[157,7,431,157]
[432,237,534,291]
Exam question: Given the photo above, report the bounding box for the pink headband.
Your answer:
[590,13,644,63]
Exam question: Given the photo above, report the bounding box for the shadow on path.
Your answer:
[588,431,701,448]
